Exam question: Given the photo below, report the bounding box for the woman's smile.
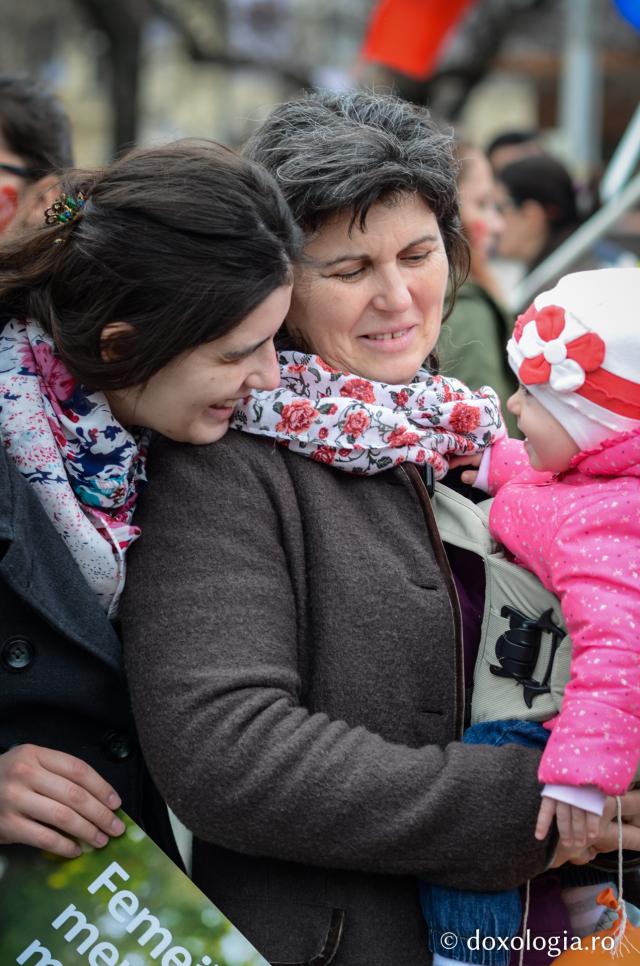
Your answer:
[359,324,419,354]
[286,193,449,385]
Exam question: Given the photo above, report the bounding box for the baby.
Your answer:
[423,266,640,966]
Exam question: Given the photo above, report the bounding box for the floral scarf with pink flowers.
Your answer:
[0,317,148,617]
[231,351,505,476]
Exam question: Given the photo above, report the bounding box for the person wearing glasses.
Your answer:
[0,74,73,235]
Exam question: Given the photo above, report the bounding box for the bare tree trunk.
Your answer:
[71,0,148,156]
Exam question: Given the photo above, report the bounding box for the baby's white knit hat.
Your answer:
[507,267,640,451]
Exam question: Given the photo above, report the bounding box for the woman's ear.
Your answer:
[100,322,135,362]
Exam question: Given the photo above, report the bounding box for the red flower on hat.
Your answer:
[514,304,605,392]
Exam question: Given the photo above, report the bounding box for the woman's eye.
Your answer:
[402,252,429,263]
[332,267,364,280]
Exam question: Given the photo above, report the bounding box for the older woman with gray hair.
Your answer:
[120,92,640,966]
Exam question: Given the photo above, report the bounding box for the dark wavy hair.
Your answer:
[244,90,469,304]
[0,139,302,389]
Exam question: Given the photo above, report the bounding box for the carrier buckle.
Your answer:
[490,606,564,708]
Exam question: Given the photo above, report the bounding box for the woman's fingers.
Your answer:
[619,788,640,825]
[2,813,84,858]
[8,787,117,849]
[569,806,587,847]
[0,744,124,851]
[28,746,121,809]
[535,797,555,841]
[586,811,600,841]
[447,454,482,470]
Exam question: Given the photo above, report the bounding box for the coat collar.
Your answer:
[0,445,123,671]
[570,426,640,479]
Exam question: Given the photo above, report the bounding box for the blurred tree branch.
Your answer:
[147,0,311,88]
[69,0,310,156]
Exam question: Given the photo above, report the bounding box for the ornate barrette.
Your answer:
[44,191,86,226]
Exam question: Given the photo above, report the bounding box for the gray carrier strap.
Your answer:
[431,482,572,725]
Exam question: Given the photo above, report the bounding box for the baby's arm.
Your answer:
[486,436,529,492]
[449,436,529,491]
[538,501,640,816]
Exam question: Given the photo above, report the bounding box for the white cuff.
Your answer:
[542,783,606,816]
[473,446,492,493]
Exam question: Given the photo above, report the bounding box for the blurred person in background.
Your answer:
[495,154,582,277]
[486,129,546,174]
[437,142,520,437]
[0,74,73,235]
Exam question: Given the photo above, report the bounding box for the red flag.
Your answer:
[361,0,476,79]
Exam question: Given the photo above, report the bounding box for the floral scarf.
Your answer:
[232,351,505,475]
[0,318,148,616]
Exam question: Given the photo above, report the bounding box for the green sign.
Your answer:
[0,812,269,966]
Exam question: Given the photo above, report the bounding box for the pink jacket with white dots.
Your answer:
[487,427,640,796]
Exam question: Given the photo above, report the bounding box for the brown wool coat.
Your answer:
[120,431,553,966]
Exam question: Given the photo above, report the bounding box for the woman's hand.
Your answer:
[447,453,481,485]
[548,790,640,867]
[0,744,125,858]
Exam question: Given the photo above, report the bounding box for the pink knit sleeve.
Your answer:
[539,502,640,796]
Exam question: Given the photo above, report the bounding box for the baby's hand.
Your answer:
[447,453,481,485]
[535,796,600,847]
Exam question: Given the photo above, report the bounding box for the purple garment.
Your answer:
[444,543,484,693]
[512,874,571,965]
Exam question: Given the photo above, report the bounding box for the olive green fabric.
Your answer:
[439,281,520,438]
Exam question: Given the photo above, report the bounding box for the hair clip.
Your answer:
[44,191,86,226]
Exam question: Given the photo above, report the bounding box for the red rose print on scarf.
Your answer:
[450,402,480,434]
[312,445,336,464]
[276,399,318,434]
[340,378,376,403]
[343,411,371,439]
[388,427,421,448]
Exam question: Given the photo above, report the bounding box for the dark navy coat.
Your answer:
[0,443,175,853]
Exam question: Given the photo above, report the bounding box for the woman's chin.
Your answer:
[356,351,428,386]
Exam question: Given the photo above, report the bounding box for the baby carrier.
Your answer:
[432,482,572,725]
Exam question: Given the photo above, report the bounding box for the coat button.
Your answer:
[102,731,133,761]
[1,637,35,671]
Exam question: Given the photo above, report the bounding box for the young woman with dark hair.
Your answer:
[0,138,301,859]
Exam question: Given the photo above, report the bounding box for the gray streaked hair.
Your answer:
[244,89,469,296]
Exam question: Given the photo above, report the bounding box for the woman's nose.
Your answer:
[371,268,413,313]
[245,341,281,392]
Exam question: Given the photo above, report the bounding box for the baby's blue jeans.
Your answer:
[419,719,549,965]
